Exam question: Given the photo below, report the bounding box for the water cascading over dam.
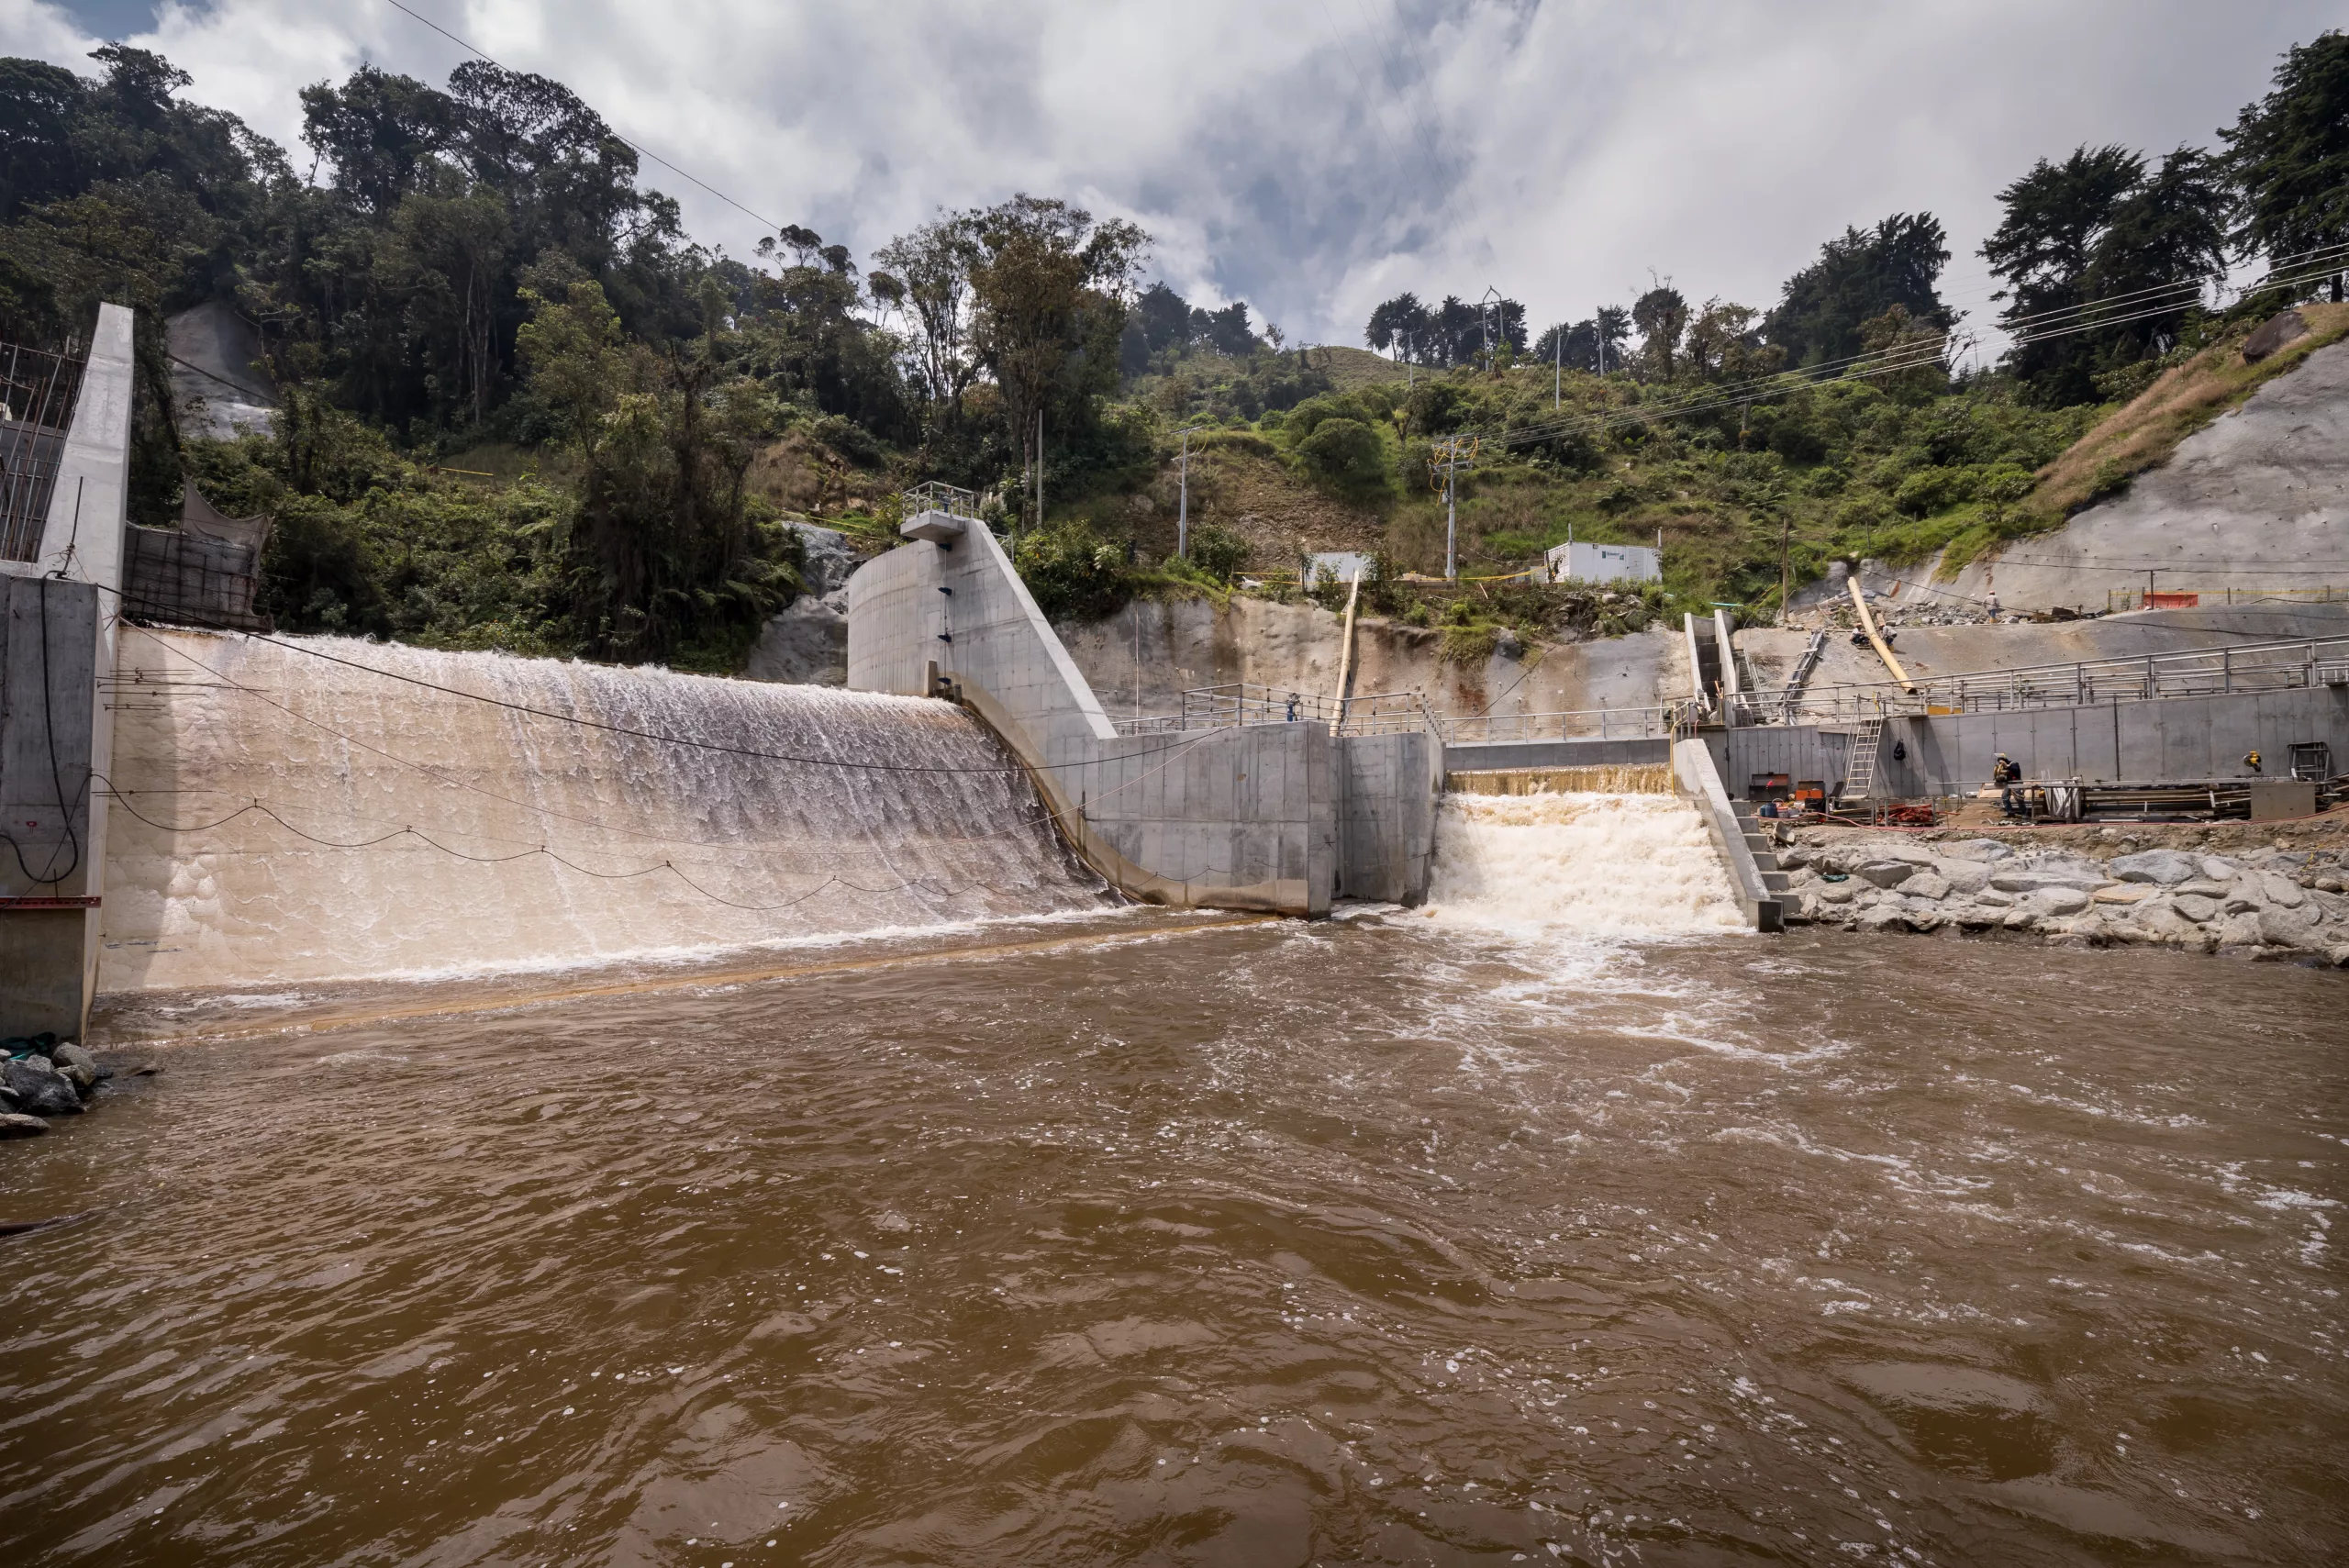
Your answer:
[1424,788,1748,937]
[98,629,1108,991]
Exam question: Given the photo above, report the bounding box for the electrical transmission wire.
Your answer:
[1471,252,2349,457]
[380,0,784,238]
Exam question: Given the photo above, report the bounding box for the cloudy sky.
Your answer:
[4,0,2336,351]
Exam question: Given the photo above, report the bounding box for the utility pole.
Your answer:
[1429,435,1477,582]
[1036,408,1045,531]
[1553,323,1562,407]
[1779,512,1791,625]
[1176,424,1203,558]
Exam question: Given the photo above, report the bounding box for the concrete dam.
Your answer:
[95,631,1108,991]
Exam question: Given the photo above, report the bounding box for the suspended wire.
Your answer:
[122,622,1225,848]
[380,0,785,237]
[96,590,1217,778]
[97,787,980,914]
[110,624,1275,918]
[1473,255,2349,457]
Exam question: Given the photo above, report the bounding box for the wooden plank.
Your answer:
[1847,576,1915,692]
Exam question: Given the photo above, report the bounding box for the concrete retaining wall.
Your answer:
[1712,684,2349,798]
[1443,738,1670,773]
[849,513,1437,914]
[1672,738,1783,931]
[0,303,133,1037]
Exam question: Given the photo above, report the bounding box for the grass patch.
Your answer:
[2026,301,2349,524]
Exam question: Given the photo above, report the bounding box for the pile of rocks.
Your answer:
[1779,840,2349,962]
[0,1039,119,1137]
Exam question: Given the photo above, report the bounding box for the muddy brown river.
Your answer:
[3,913,2343,1565]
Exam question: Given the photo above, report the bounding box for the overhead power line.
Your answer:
[380,0,784,237]
[1475,253,2349,456]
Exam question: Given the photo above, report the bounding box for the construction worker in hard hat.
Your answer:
[1993,752,2022,816]
[2244,750,2263,774]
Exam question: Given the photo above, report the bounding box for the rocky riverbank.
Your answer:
[1777,832,2349,963]
[1,1038,139,1137]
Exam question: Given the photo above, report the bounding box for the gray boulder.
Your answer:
[2241,306,2308,362]
[2199,855,2242,881]
[2260,873,2306,910]
[1904,873,1952,901]
[2259,906,2322,949]
[1854,861,1917,888]
[2215,913,2264,948]
[2023,886,2092,918]
[50,1041,106,1080]
[1934,859,1992,894]
[1,1059,82,1118]
[2110,850,2199,885]
[1941,839,2016,862]
[0,1112,48,1139]
[1991,869,2104,895]
[2172,894,2220,924]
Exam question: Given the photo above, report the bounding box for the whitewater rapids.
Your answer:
[1422,788,1747,937]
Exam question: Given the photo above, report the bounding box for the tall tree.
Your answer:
[1365,291,1432,363]
[2082,147,2231,359]
[1980,144,2144,402]
[1765,212,1950,367]
[2221,30,2349,286]
[963,194,1148,485]
[874,214,980,417]
[1631,284,1688,380]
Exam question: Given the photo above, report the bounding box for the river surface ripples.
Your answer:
[3,914,2344,1565]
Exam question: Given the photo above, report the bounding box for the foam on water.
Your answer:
[1422,789,1746,938]
[100,630,1108,989]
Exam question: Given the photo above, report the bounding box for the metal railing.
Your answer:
[1108,684,1686,744]
[900,480,982,520]
[0,337,85,562]
[1437,705,1679,743]
[1782,633,2349,723]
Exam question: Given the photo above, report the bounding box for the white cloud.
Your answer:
[6,0,2336,346]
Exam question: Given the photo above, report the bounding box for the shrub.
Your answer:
[1296,416,1389,498]
[1186,523,1248,582]
[1013,521,1130,621]
[1893,464,1972,517]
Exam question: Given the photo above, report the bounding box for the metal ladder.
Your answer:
[1843,715,1887,801]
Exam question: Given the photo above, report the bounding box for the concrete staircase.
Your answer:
[1731,799,1795,906]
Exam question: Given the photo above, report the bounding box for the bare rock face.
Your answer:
[2241,307,2308,363]
[743,523,857,686]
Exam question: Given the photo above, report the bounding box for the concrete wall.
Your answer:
[1714,684,2349,798]
[849,514,1439,914]
[0,303,133,1037]
[1058,595,1687,726]
[1672,738,1783,931]
[1336,729,1441,903]
[1443,738,1671,773]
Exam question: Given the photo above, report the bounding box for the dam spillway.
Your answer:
[97,629,1108,991]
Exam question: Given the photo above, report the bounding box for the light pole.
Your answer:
[1176,425,1203,559]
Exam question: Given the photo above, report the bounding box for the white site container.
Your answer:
[1546,540,1660,585]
